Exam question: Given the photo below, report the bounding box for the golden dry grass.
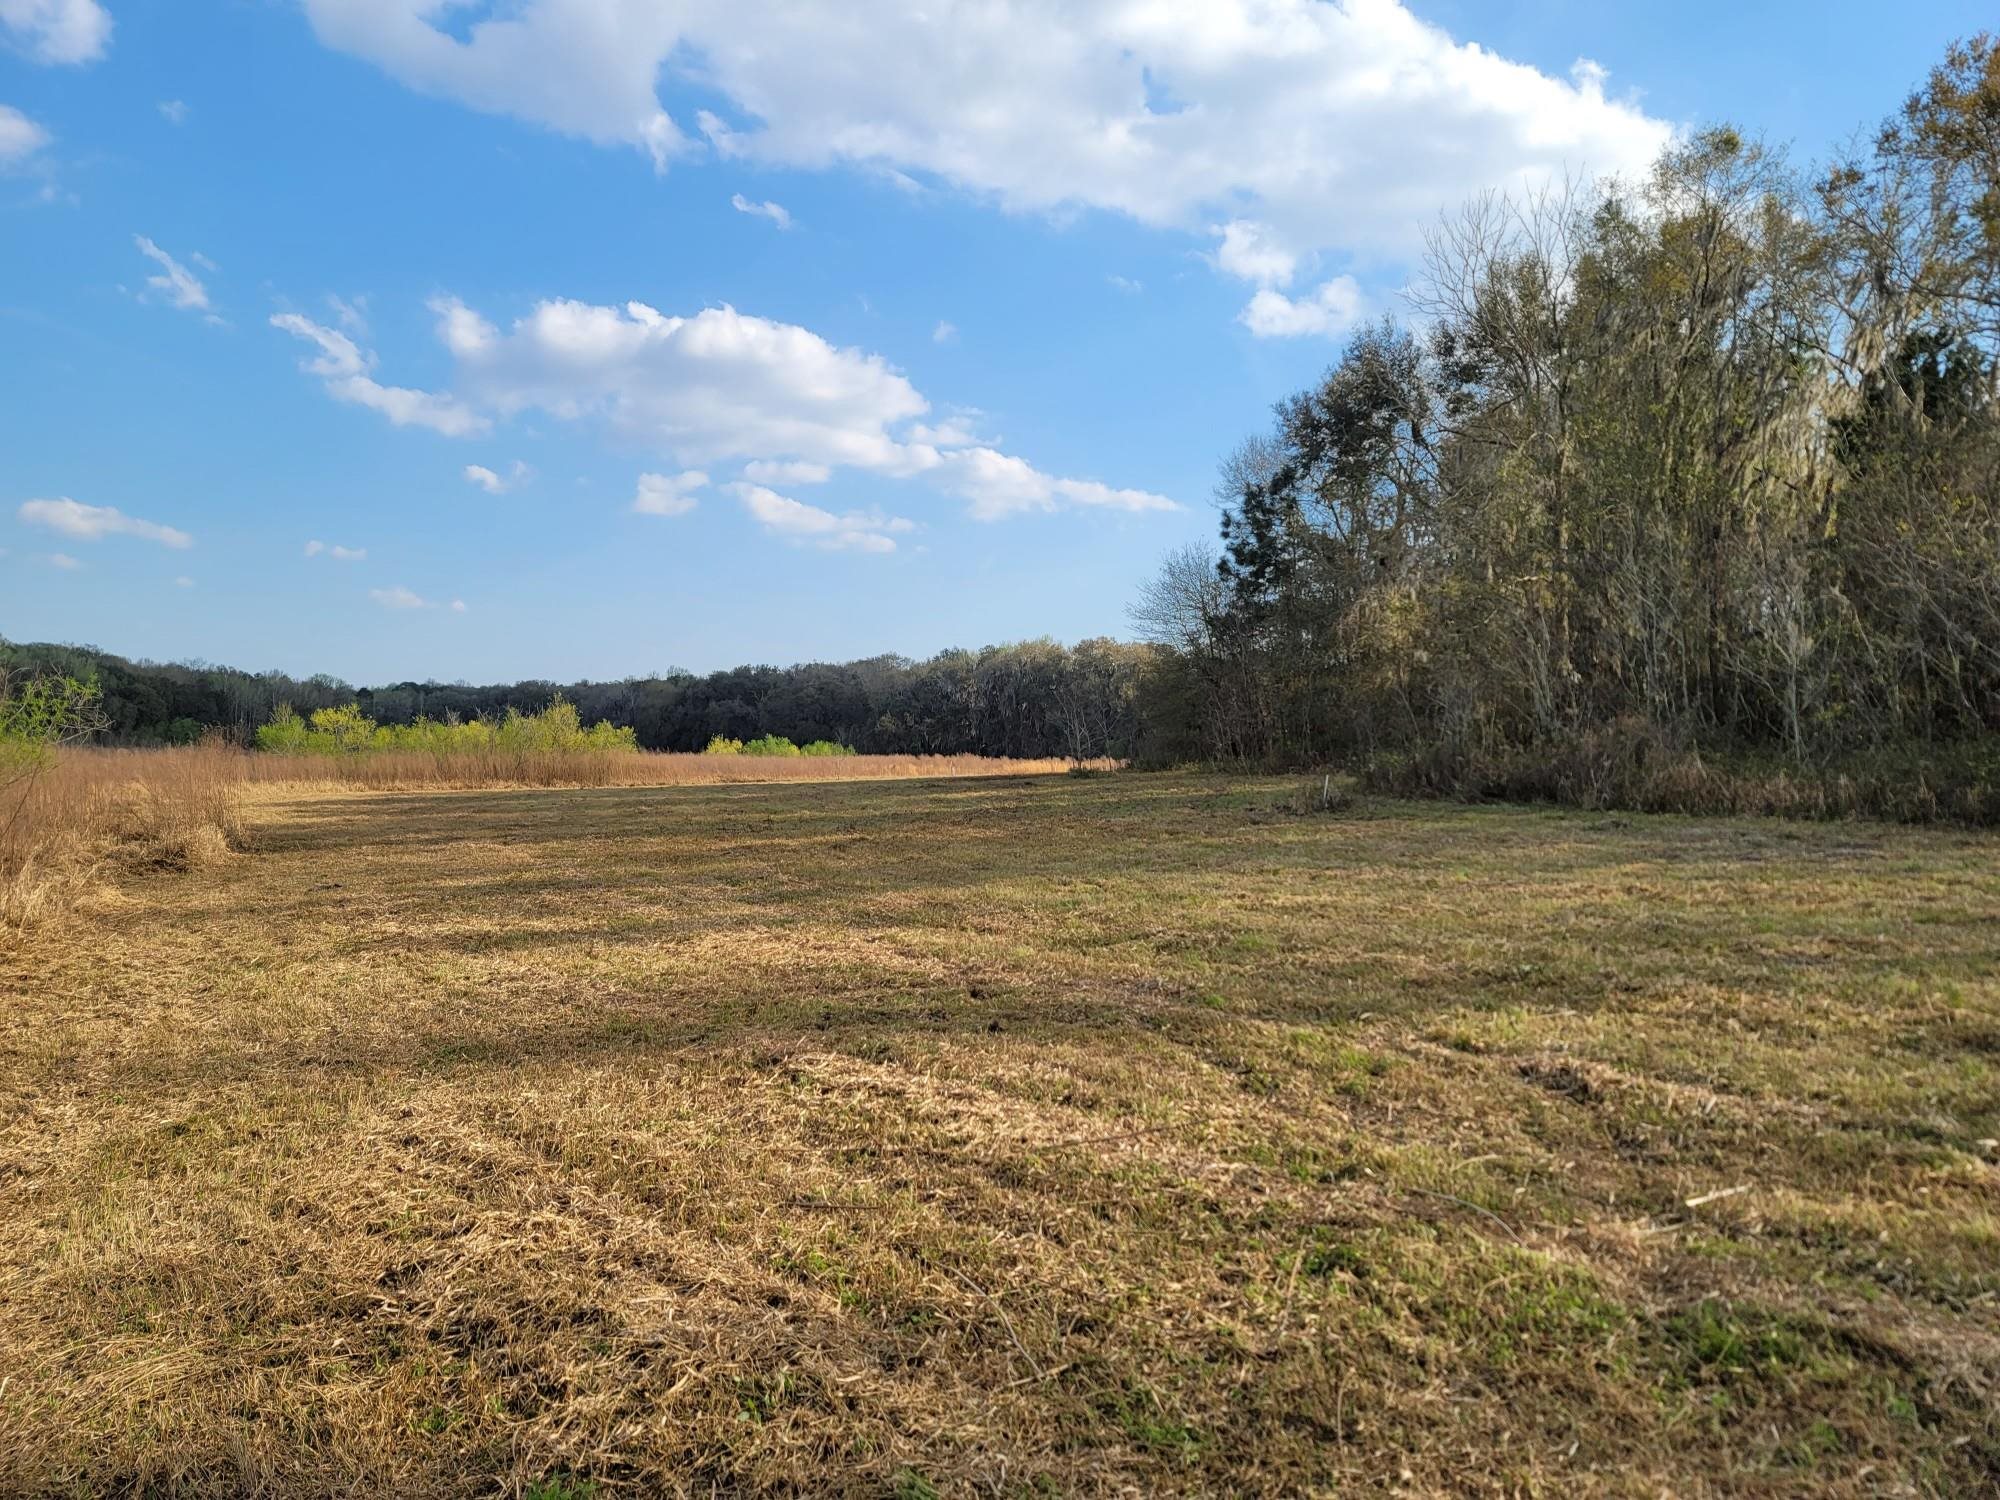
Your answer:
[1,773,1996,1495]
[0,744,247,931]
[233,748,1114,791]
[0,747,1107,935]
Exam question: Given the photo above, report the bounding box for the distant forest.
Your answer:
[0,636,1156,762]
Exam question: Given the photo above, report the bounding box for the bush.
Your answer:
[741,735,802,757]
[255,699,636,759]
[1,671,104,789]
[799,740,857,757]
[704,736,744,755]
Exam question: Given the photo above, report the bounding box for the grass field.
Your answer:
[2,772,1996,1495]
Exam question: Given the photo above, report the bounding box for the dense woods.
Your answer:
[1137,38,2000,807]
[0,636,1153,762]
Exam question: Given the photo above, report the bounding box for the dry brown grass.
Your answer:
[1,747,1106,935]
[0,744,246,933]
[237,747,1116,791]
[1,773,1996,1495]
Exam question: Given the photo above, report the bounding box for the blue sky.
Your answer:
[2,0,1990,684]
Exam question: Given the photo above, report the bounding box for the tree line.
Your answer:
[0,636,1155,762]
[1136,36,2000,789]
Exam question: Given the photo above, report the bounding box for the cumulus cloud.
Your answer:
[632,469,706,516]
[1106,274,1142,294]
[1239,275,1366,338]
[19,496,192,548]
[437,297,928,471]
[1,0,111,65]
[370,584,429,610]
[1212,220,1297,287]
[269,291,1173,526]
[742,459,830,486]
[299,0,691,168]
[305,539,366,561]
[932,320,957,344]
[48,551,80,570]
[298,0,1672,272]
[272,312,489,437]
[158,98,188,125]
[135,236,216,316]
[728,483,913,554]
[935,447,1180,522]
[431,294,1176,521]
[0,103,49,164]
[464,459,532,493]
[730,192,792,229]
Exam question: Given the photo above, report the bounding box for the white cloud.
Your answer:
[305,539,367,561]
[370,585,429,610]
[907,413,983,448]
[464,459,532,493]
[0,103,49,164]
[730,192,792,229]
[0,0,111,65]
[19,496,192,548]
[173,575,193,587]
[1106,274,1142,294]
[299,0,691,169]
[632,469,706,516]
[439,297,929,471]
[48,551,80,570]
[299,1,1672,270]
[727,482,913,554]
[742,459,830,486]
[932,320,957,344]
[1240,275,1365,339]
[1212,220,1296,287]
[450,598,468,613]
[327,293,370,334]
[158,99,188,125]
[272,312,489,437]
[935,446,1179,522]
[135,235,216,316]
[431,294,1176,521]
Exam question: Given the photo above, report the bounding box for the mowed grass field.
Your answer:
[2,772,1996,1496]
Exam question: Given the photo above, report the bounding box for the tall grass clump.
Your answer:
[3,672,246,932]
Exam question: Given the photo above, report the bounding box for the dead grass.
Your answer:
[1,747,1107,936]
[0,744,246,933]
[1,773,1995,1494]
[238,748,1115,791]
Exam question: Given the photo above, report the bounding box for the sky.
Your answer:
[2,0,1991,685]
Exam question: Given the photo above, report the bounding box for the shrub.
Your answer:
[1,671,104,789]
[799,740,857,757]
[704,736,745,755]
[741,735,802,757]
[255,699,636,759]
